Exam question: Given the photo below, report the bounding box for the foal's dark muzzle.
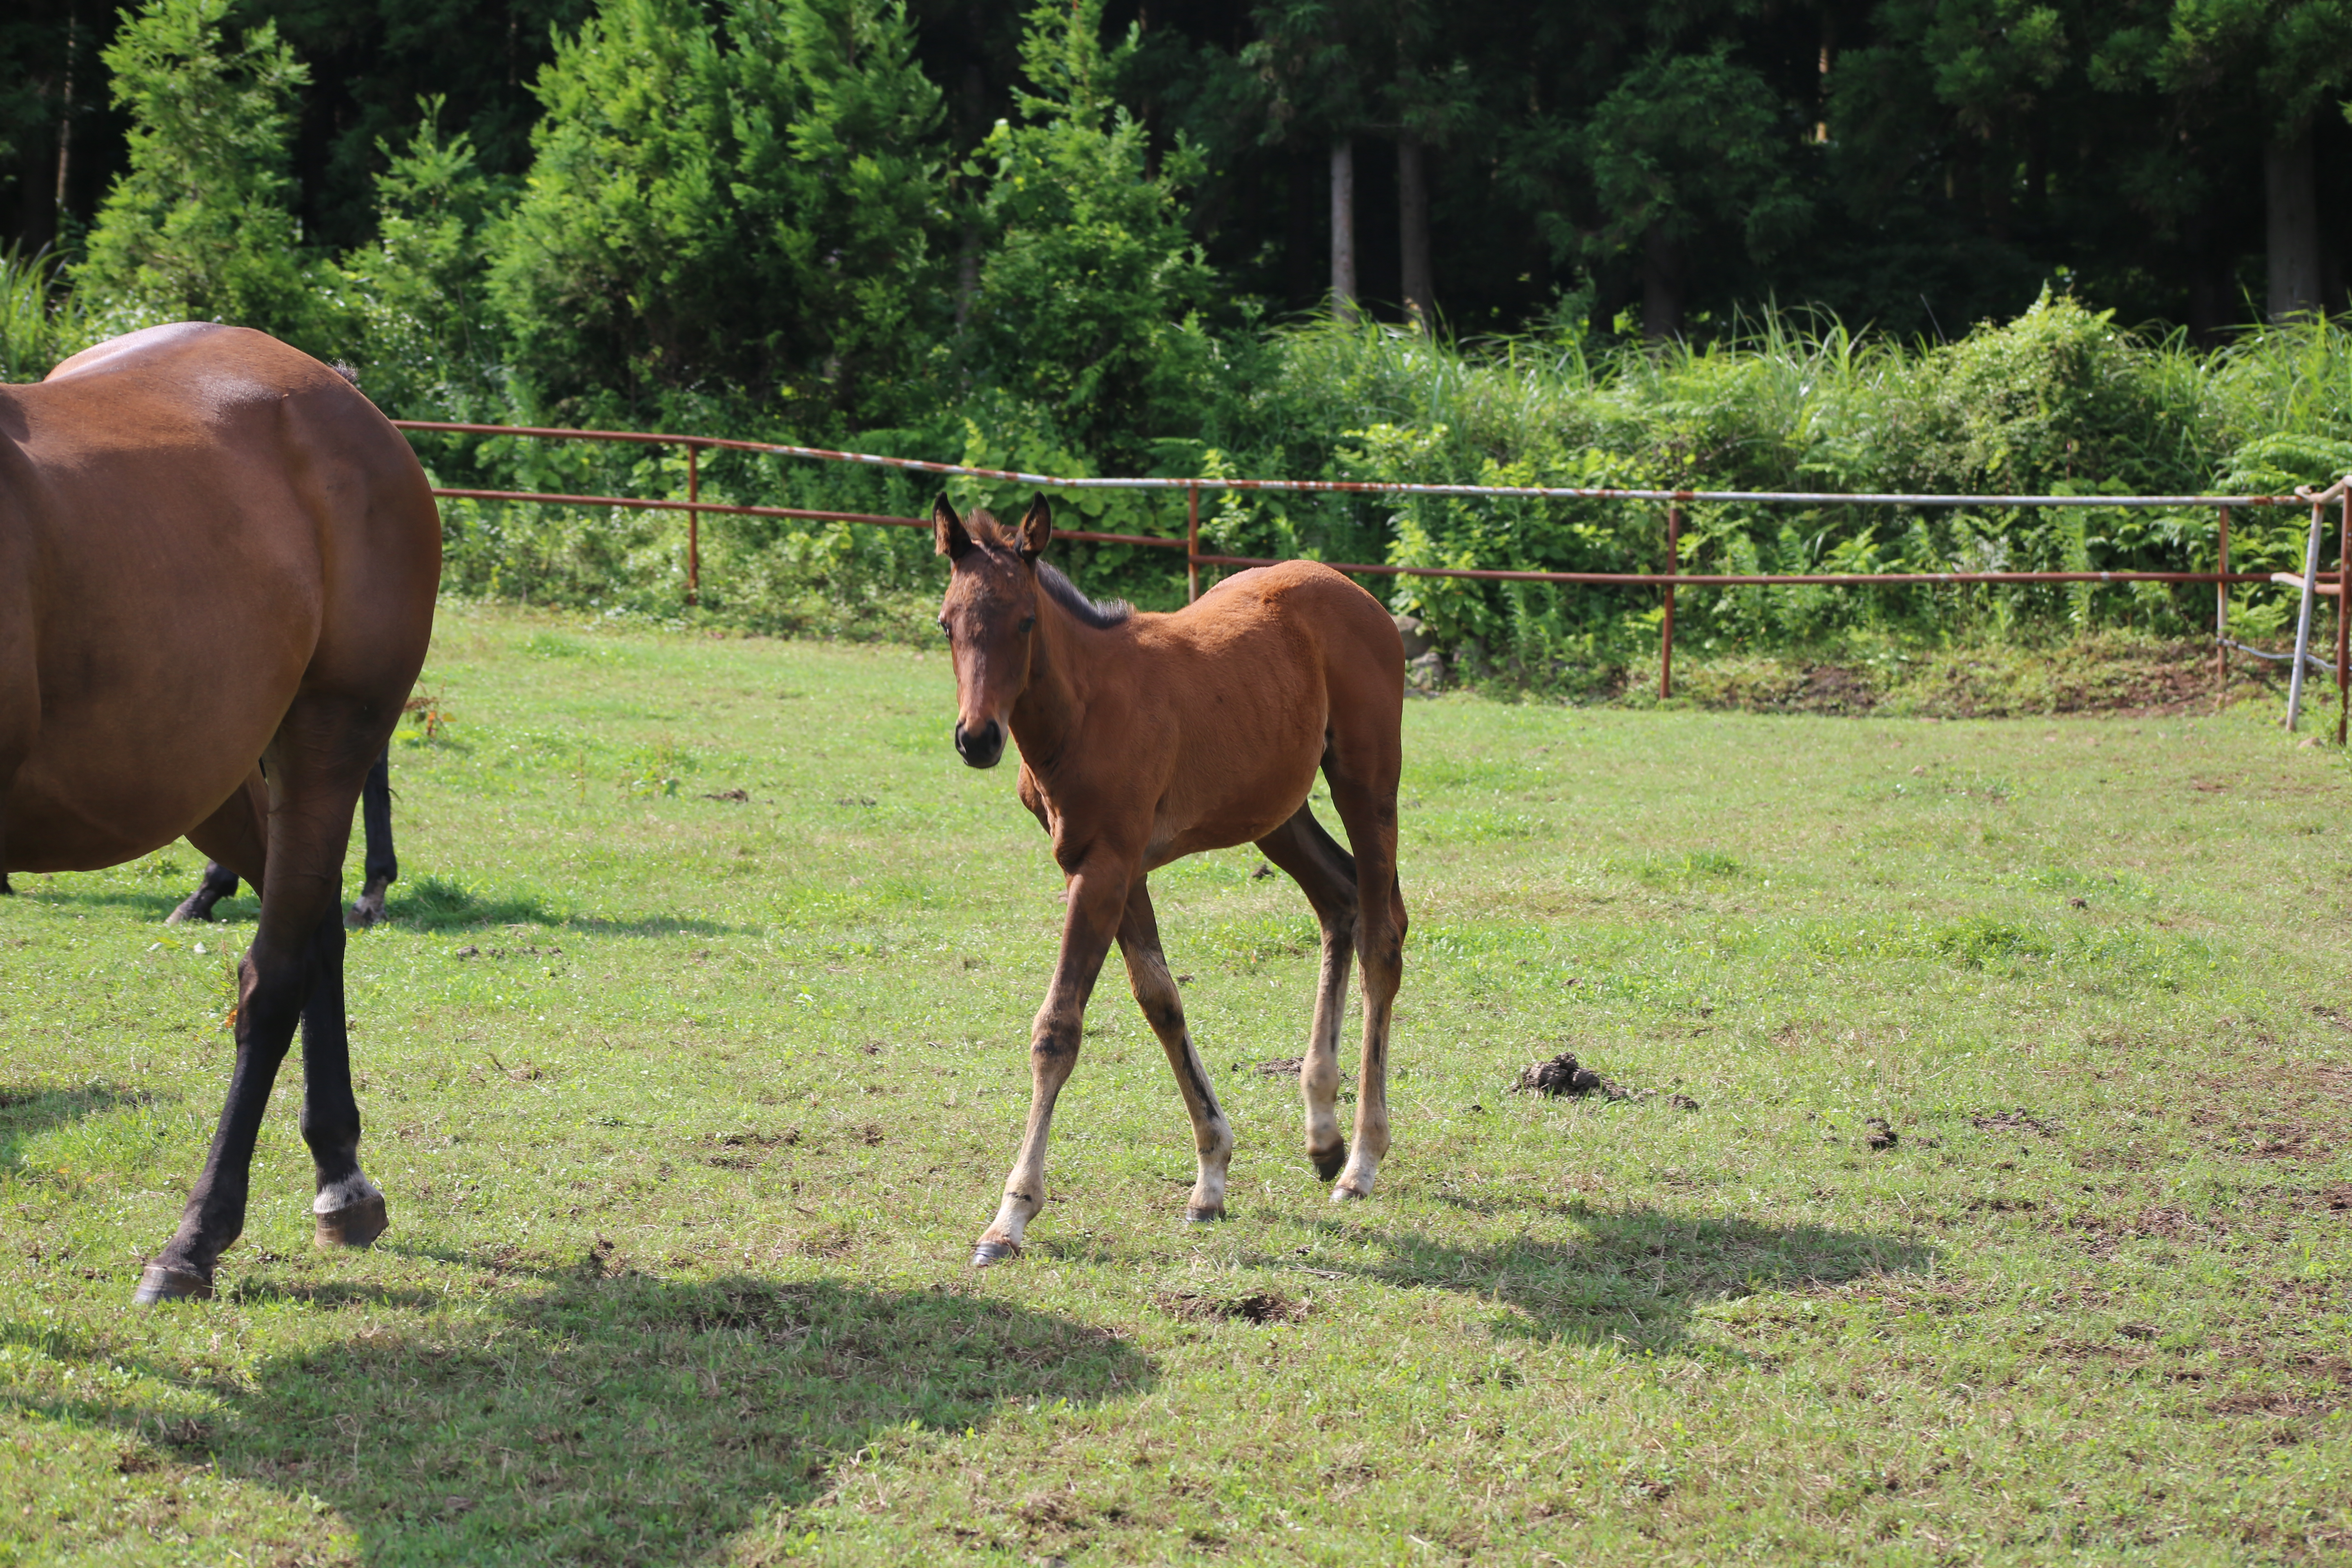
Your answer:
[954,719,1005,769]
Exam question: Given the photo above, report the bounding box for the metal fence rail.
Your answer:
[389,419,2349,739]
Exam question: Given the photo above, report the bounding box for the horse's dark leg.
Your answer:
[173,769,268,927]
[1116,877,1234,1222]
[137,714,374,1304]
[973,858,1131,1266]
[299,913,385,1246]
[345,748,395,928]
[1256,805,1361,1182]
[166,861,242,925]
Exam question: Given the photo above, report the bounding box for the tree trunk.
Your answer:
[53,4,75,236]
[2267,118,2321,321]
[1641,220,1682,341]
[1330,136,1358,322]
[1398,132,1432,326]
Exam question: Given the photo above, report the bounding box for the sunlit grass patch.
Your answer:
[0,607,2346,1564]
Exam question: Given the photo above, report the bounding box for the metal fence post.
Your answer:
[2215,504,2229,705]
[2287,497,2323,731]
[1660,503,1681,699]
[2338,489,2348,746]
[1187,482,1200,603]
[686,442,701,608]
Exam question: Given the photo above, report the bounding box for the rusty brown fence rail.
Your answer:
[389,418,2349,739]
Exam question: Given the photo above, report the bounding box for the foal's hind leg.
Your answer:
[1117,878,1234,1222]
[1323,759,1406,1202]
[1256,806,1359,1182]
[137,702,383,1302]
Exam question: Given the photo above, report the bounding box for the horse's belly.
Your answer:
[3,487,309,871]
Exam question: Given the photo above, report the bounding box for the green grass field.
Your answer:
[4,603,2349,1566]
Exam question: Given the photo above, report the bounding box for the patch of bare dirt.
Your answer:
[1155,1289,1307,1325]
[1973,1108,2063,1137]
[2211,1390,2342,1418]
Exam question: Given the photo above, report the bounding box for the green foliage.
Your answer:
[338,99,513,414]
[484,0,944,421]
[960,0,1223,468]
[74,0,343,354]
[1574,48,1813,281]
[0,243,80,381]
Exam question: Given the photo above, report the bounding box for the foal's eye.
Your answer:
[935,616,951,635]
[1018,616,1036,635]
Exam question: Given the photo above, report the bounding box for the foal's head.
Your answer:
[934,494,1054,769]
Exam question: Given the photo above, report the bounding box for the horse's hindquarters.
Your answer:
[0,325,438,875]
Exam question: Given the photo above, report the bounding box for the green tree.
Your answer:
[75,0,338,351]
[1576,47,1814,340]
[962,0,1222,465]
[339,96,514,412]
[486,0,945,421]
[2089,0,2352,322]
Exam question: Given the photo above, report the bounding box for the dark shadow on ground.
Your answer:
[2,886,202,920]
[18,874,736,938]
[0,1084,150,1172]
[4,1272,1150,1563]
[1286,1202,1933,1354]
[385,875,735,937]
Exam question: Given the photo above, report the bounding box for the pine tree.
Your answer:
[485,0,944,422]
[76,0,337,351]
[964,0,1220,463]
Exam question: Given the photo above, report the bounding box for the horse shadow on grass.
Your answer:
[385,875,737,939]
[0,1083,151,1172]
[2,1271,1149,1564]
[1289,1199,1934,1356]
[16,875,737,939]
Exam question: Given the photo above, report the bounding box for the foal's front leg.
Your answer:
[973,862,1131,1266]
[1117,879,1234,1223]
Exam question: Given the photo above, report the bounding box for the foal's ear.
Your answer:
[1017,494,1053,564]
[933,494,974,560]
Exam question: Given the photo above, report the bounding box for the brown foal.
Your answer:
[0,323,439,1301]
[935,495,1408,1265]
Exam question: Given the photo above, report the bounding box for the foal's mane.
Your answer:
[1037,562,1132,629]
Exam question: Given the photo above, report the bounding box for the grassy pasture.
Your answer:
[3,603,2350,1566]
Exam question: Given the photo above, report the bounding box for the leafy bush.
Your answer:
[74,0,345,356]
[483,0,945,425]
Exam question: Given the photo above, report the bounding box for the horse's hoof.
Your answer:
[133,1263,214,1304]
[1309,1144,1348,1182]
[970,1239,1020,1268]
[1184,1205,1227,1225]
[314,1194,389,1250]
[345,893,386,929]
[163,899,212,927]
[1330,1181,1372,1203]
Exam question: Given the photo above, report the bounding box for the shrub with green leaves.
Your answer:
[959,0,1225,474]
[74,0,344,356]
[484,0,944,425]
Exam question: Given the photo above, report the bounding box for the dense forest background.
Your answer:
[13,0,2352,340]
[5,0,2352,683]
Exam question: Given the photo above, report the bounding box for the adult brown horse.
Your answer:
[0,322,439,1302]
[934,494,1407,1265]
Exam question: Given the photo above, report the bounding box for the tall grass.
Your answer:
[0,246,82,384]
